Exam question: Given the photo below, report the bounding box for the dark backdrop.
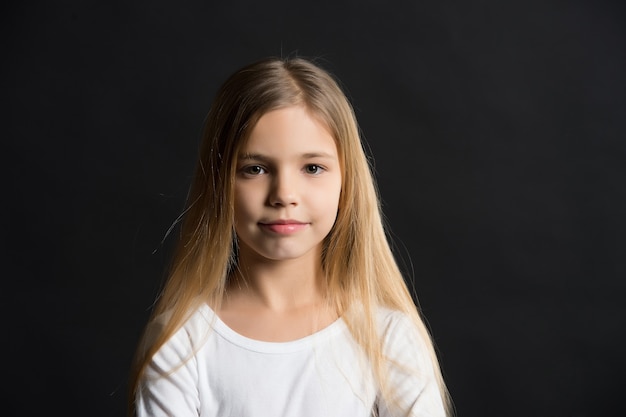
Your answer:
[4,1,625,416]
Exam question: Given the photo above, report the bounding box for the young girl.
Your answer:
[128,57,452,417]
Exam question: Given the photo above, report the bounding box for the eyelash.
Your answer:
[240,164,325,176]
[242,165,266,176]
[304,164,324,175]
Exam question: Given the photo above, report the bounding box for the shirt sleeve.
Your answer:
[376,311,447,417]
[135,323,201,417]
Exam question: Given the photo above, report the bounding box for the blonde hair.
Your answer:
[128,56,452,416]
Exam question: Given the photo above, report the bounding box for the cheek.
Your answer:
[233,186,255,223]
[234,182,259,204]
[332,177,343,207]
[316,180,342,218]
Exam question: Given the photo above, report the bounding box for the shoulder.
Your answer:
[375,307,420,340]
[375,307,433,367]
[143,304,215,361]
[136,306,214,415]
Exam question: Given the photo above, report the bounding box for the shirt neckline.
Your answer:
[198,304,348,354]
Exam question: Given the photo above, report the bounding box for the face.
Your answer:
[233,105,342,265]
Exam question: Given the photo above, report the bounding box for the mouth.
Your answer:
[259,219,309,234]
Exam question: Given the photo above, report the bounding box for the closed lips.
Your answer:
[260,220,309,234]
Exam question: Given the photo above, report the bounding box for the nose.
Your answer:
[268,171,298,207]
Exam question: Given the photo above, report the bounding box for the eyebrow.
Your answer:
[238,152,337,161]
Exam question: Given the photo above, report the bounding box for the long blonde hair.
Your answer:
[128,56,452,416]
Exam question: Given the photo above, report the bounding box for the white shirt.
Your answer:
[136,304,445,417]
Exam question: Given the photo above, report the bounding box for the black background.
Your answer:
[4,1,625,416]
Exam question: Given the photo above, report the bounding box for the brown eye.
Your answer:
[305,165,323,175]
[243,165,266,175]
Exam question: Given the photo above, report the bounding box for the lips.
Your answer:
[259,219,309,234]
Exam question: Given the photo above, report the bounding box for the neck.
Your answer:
[229,247,325,312]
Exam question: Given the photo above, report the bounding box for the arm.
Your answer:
[377,311,447,417]
[135,324,201,417]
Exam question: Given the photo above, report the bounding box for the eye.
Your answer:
[305,164,324,175]
[242,165,266,176]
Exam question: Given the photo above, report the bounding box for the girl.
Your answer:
[128,57,452,417]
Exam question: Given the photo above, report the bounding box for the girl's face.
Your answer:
[233,105,342,265]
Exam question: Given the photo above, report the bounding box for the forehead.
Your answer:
[241,106,338,157]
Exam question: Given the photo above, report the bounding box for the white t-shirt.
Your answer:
[136,304,445,417]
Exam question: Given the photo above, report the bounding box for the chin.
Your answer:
[240,241,321,263]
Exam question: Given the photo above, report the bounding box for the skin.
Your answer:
[219,105,342,341]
